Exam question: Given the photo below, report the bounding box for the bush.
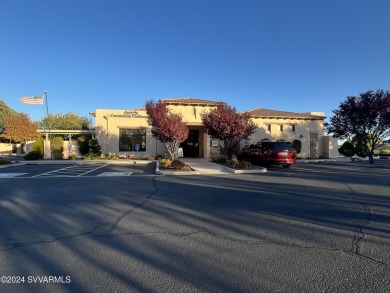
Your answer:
[51,136,64,160]
[32,137,44,157]
[240,160,252,169]
[0,158,11,165]
[210,155,228,164]
[83,154,92,160]
[159,159,172,167]
[338,141,355,157]
[105,153,118,160]
[380,150,390,155]
[292,139,302,154]
[171,159,186,170]
[24,150,41,160]
[226,157,240,168]
[68,155,78,160]
[89,138,102,156]
[354,140,367,158]
[77,136,90,155]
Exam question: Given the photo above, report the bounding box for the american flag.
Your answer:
[20,95,44,105]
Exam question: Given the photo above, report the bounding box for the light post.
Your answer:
[103,115,110,154]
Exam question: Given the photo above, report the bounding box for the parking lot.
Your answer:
[0,161,156,178]
[0,160,389,292]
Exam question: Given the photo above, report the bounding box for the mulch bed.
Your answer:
[159,165,193,172]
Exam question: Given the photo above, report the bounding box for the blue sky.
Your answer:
[1,0,389,123]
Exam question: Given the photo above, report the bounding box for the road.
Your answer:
[0,161,389,292]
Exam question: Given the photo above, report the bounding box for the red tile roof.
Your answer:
[161,98,225,106]
[245,108,325,120]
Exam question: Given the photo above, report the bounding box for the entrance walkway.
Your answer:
[181,158,231,175]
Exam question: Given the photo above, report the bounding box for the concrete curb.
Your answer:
[221,165,267,174]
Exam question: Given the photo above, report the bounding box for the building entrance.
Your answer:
[181,130,199,157]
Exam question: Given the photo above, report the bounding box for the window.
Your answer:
[278,125,283,132]
[119,128,146,151]
[290,125,295,132]
[266,124,271,132]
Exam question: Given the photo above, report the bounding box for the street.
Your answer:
[0,161,389,292]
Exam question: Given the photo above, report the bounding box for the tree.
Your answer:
[51,136,64,159]
[326,90,390,164]
[0,113,40,143]
[40,113,92,130]
[145,100,189,160]
[89,138,102,156]
[201,104,257,158]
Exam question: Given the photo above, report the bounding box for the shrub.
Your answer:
[83,154,92,160]
[292,139,302,154]
[171,159,186,170]
[51,136,64,160]
[105,153,118,160]
[210,155,228,164]
[31,137,44,157]
[24,150,41,160]
[159,159,172,167]
[77,136,90,155]
[0,158,11,165]
[89,138,102,156]
[380,150,390,155]
[68,155,78,160]
[226,157,240,168]
[354,140,367,158]
[338,141,355,157]
[240,160,252,169]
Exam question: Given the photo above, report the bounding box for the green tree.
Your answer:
[51,136,64,159]
[41,113,92,130]
[77,135,90,155]
[338,141,355,157]
[326,90,390,164]
[89,138,102,156]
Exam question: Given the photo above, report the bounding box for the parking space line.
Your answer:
[98,172,132,176]
[77,164,109,176]
[32,165,76,177]
[0,173,27,178]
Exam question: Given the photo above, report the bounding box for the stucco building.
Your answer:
[94,98,338,159]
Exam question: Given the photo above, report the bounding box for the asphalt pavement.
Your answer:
[0,158,389,292]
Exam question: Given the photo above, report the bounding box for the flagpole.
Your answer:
[44,91,52,159]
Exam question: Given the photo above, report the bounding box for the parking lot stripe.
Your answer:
[0,173,27,178]
[77,164,109,176]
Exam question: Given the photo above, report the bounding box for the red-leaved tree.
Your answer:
[326,89,390,164]
[201,104,257,158]
[145,100,189,160]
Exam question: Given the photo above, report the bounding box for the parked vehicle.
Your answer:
[237,141,296,168]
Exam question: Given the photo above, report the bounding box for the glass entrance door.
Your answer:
[181,130,199,157]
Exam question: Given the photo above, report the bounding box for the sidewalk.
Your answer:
[181,158,231,175]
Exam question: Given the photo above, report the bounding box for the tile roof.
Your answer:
[245,108,325,120]
[161,98,225,106]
